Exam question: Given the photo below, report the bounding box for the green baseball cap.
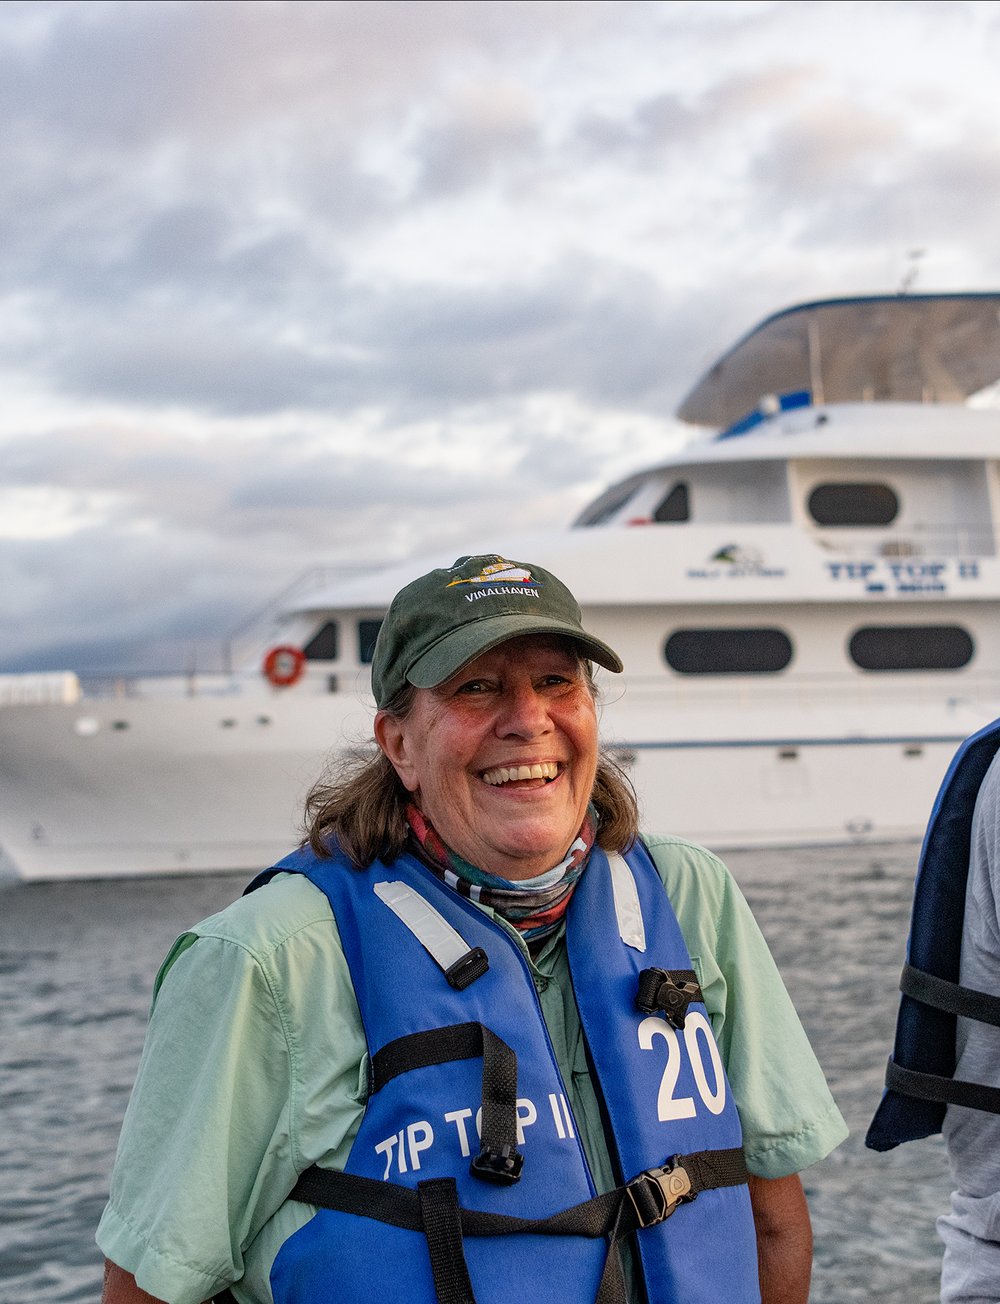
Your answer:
[371,554,623,707]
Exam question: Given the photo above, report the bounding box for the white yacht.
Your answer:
[4,292,1000,881]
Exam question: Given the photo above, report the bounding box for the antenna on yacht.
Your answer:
[898,247,926,295]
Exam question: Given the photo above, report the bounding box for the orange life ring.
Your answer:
[263,645,306,687]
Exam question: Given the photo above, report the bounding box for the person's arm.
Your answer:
[101,1260,168,1304]
[102,1259,219,1304]
[748,1173,813,1304]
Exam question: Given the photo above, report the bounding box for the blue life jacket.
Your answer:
[257,840,759,1304]
[867,716,1000,1151]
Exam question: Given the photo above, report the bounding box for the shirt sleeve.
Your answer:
[96,876,367,1304]
[646,835,848,1179]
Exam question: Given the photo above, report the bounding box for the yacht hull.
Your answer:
[0,689,989,880]
[9,297,1000,881]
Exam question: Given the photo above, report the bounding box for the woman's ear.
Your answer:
[374,710,420,794]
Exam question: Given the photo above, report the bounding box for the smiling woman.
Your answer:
[97,554,847,1304]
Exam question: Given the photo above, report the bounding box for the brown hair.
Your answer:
[303,668,639,869]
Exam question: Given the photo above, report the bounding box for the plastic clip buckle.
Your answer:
[636,968,699,1029]
[658,979,699,1029]
[470,1143,524,1185]
[626,1157,695,1229]
[445,946,489,990]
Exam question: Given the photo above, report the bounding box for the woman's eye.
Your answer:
[456,679,490,694]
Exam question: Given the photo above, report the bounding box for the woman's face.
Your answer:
[375,635,599,880]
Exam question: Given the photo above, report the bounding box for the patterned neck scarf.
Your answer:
[406,803,596,943]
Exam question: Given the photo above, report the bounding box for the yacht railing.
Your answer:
[74,672,242,700]
[0,565,387,704]
[0,672,82,706]
[808,524,997,559]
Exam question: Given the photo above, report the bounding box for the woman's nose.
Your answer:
[495,683,551,737]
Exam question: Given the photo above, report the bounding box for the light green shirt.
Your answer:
[97,835,847,1304]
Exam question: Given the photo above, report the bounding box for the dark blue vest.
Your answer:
[867,716,1000,1151]
[264,841,759,1303]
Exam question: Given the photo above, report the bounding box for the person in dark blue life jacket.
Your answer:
[98,554,846,1304]
[867,720,1000,1302]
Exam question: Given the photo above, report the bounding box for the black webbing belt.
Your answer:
[288,1147,749,1304]
[884,962,1000,1114]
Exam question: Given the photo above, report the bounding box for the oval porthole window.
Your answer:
[664,628,793,675]
[808,482,899,527]
[848,625,974,672]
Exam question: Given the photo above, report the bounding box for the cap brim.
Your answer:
[406,614,623,688]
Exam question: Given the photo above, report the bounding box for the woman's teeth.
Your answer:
[482,762,558,786]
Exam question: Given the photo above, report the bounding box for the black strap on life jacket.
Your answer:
[373,1022,524,1183]
[635,968,703,1029]
[882,962,1000,1115]
[288,1146,750,1304]
[900,961,1000,1027]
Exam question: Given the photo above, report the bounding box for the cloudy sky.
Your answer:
[3,0,1000,674]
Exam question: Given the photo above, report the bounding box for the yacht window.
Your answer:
[807,482,899,527]
[576,482,640,526]
[303,621,339,661]
[848,625,974,672]
[358,619,383,664]
[664,628,793,675]
[653,482,690,523]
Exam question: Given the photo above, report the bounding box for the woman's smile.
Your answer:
[481,761,560,787]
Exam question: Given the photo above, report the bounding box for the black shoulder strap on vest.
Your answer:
[288,1147,750,1304]
[373,1022,524,1183]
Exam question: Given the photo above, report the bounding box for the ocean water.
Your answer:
[0,843,951,1304]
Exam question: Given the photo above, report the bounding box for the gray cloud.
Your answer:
[2,0,1000,678]
[0,410,611,673]
[6,243,697,420]
[571,95,697,172]
[751,99,905,204]
[0,1,964,433]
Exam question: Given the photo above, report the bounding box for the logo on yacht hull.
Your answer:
[687,544,786,580]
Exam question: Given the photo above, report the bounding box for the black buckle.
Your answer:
[445,947,489,990]
[636,968,700,1029]
[470,1143,524,1185]
[625,1157,695,1229]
